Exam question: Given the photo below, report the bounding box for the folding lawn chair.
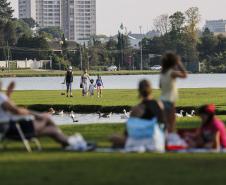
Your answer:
[0,116,42,153]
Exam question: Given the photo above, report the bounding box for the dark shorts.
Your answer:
[162,101,174,111]
[6,120,36,140]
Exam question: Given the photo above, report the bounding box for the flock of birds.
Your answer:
[48,107,195,123]
[48,108,130,123]
[176,110,196,118]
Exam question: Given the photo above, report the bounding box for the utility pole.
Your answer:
[49,56,53,70]
[6,42,11,72]
[139,26,143,71]
[80,46,83,70]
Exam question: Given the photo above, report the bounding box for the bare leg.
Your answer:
[33,118,68,147]
[165,105,176,133]
[109,134,126,148]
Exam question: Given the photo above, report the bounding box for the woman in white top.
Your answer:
[80,69,90,96]
[160,52,188,149]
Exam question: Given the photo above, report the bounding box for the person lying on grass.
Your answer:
[0,81,93,151]
[109,80,165,148]
[184,104,226,150]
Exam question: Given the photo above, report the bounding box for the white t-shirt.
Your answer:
[160,69,178,103]
[0,93,11,122]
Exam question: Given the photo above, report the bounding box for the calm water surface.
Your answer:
[1,74,226,90]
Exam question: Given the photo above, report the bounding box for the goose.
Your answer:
[70,111,78,123]
[55,110,64,116]
[121,109,129,119]
[98,112,112,119]
[186,110,196,117]
[176,110,184,118]
[48,108,56,115]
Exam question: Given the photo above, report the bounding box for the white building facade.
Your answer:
[205,20,226,33]
[19,0,61,28]
[19,0,96,43]
[61,0,96,43]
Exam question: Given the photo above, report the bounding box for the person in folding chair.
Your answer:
[0,81,94,152]
[110,80,166,152]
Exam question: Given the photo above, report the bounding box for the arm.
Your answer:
[2,101,30,116]
[171,60,188,79]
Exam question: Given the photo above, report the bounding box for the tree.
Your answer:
[4,20,16,45]
[0,0,13,21]
[153,14,170,35]
[21,18,36,28]
[169,11,185,33]
[185,7,201,41]
[39,27,63,39]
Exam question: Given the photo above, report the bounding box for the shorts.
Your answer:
[6,120,36,140]
[162,101,174,111]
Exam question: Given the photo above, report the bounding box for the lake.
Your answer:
[0,74,225,90]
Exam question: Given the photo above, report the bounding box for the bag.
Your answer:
[80,83,83,88]
[125,117,165,153]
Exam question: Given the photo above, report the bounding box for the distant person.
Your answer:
[0,81,93,151]
[89,79,95,97]
[184,104,226,150]
[80,69,90,96]
[63,66,74,97]
[159,52,188,150]
[110,80,165,148]
[96,75,104,98]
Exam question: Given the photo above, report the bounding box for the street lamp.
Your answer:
[139,26,143,71]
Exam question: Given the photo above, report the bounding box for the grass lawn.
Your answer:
[1,88,226,184]
[1,122,226,185]
[0,69,159,77]
[11,88,226,112]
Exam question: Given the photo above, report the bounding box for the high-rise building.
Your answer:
[19,0,61,28]
[18,0,96,43]
[18,0,36,20]
[61,0,96,43]
[205,20,226,33]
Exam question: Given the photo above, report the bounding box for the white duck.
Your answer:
[186,110,196,117]
[70,111,78,123]
[176,110,184,118]
[121,109,129,119]
[56,110,64,116]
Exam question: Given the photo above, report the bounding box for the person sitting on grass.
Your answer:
[109,80,165,148]
[0,81,93,151]
[184,104,226,150]
[96,75,104,98]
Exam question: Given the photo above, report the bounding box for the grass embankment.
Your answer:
[1,123,226,185]
[0,69,159,77]
[12,88,226,113]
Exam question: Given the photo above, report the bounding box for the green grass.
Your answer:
[2,88,226,184]
[0,69,159,77]
[12,88,226,112]
[1,122,226,185]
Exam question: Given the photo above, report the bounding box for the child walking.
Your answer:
[89,79,95,97]
[96,75,104,98]
[159,52,188,150]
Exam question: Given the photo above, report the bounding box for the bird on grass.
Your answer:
[176,110,184,118]
[186,110,196,117]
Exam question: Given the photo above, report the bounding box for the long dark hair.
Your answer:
[138,80,152,99]
[161,52,179,74]
[198,104,216,124]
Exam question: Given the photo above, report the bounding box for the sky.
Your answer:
[9,0,226,35]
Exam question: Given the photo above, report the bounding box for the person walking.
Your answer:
[80,69,90,96]
[63,66,74,97]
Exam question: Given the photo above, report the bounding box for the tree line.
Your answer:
[1,0,226,72]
